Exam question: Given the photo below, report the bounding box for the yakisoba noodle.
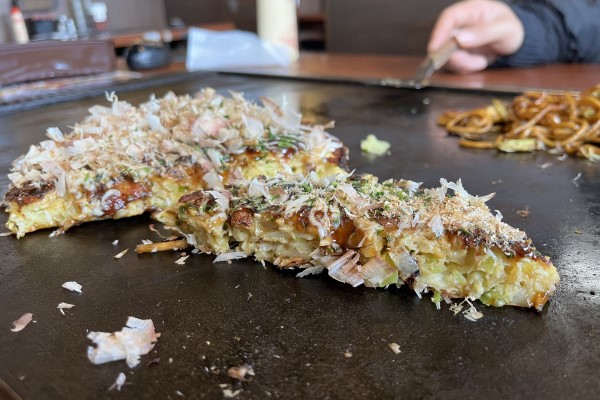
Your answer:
[438,84,600,160]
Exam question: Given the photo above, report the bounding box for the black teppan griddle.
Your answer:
[0,73,598,400]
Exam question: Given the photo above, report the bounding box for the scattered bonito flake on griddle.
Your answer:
[221,385,242,399]
[57,303,75,315]
[227,364,255,381]
[48,229,62,238]
[149,224,179,241]
[296,266,324,277]
[449,299,484,321]
[62,281,82,293]
[11,313,33,332]
[112,239,119,246]
[463,303,484,322]
[388,343,401,354]
[87,317,161,368]
[540,162,553,169]
[108,372,126,392]
[449,302,464,315]
[149,224,162,235]
[0,231,13,237]
[114,248,129,259]
[213,251,248,264]
[175,255,189,265]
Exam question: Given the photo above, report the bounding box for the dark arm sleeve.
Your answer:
[494,0,600,67]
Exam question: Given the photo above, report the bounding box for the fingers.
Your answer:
[454,15,523,54]
[427,0,525,72]
[445,50,491,74]
[428,1,484,52]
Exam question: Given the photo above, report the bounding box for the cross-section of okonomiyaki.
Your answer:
[157,173,559,310]
[3,89,347,237]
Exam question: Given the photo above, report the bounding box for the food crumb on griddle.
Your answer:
[175,255,189,265]
[57,303,75,315]
[450,299,484,321]
[360,134,390,156]
[114,248,129,259]
[463,304,484,322]
[62,281,82,293]
[108,372,126,392]
[388,343,401,354]
[227,364,255,381]
[87,317,160,368]
[11,312,33,332]
[222,387,242,399]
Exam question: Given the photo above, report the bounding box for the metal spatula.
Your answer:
[375,37,459,89]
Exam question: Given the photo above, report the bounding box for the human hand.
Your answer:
[428,0,525,73]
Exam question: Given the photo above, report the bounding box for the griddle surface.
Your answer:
[0,74,598,400]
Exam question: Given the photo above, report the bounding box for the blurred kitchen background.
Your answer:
[0,0,454,55]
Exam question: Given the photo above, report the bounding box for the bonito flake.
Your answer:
[11,313,33,332]
[62,281,82,293]
[87,317,160,368]
[57,303,75,315]
[108,372,127,391]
